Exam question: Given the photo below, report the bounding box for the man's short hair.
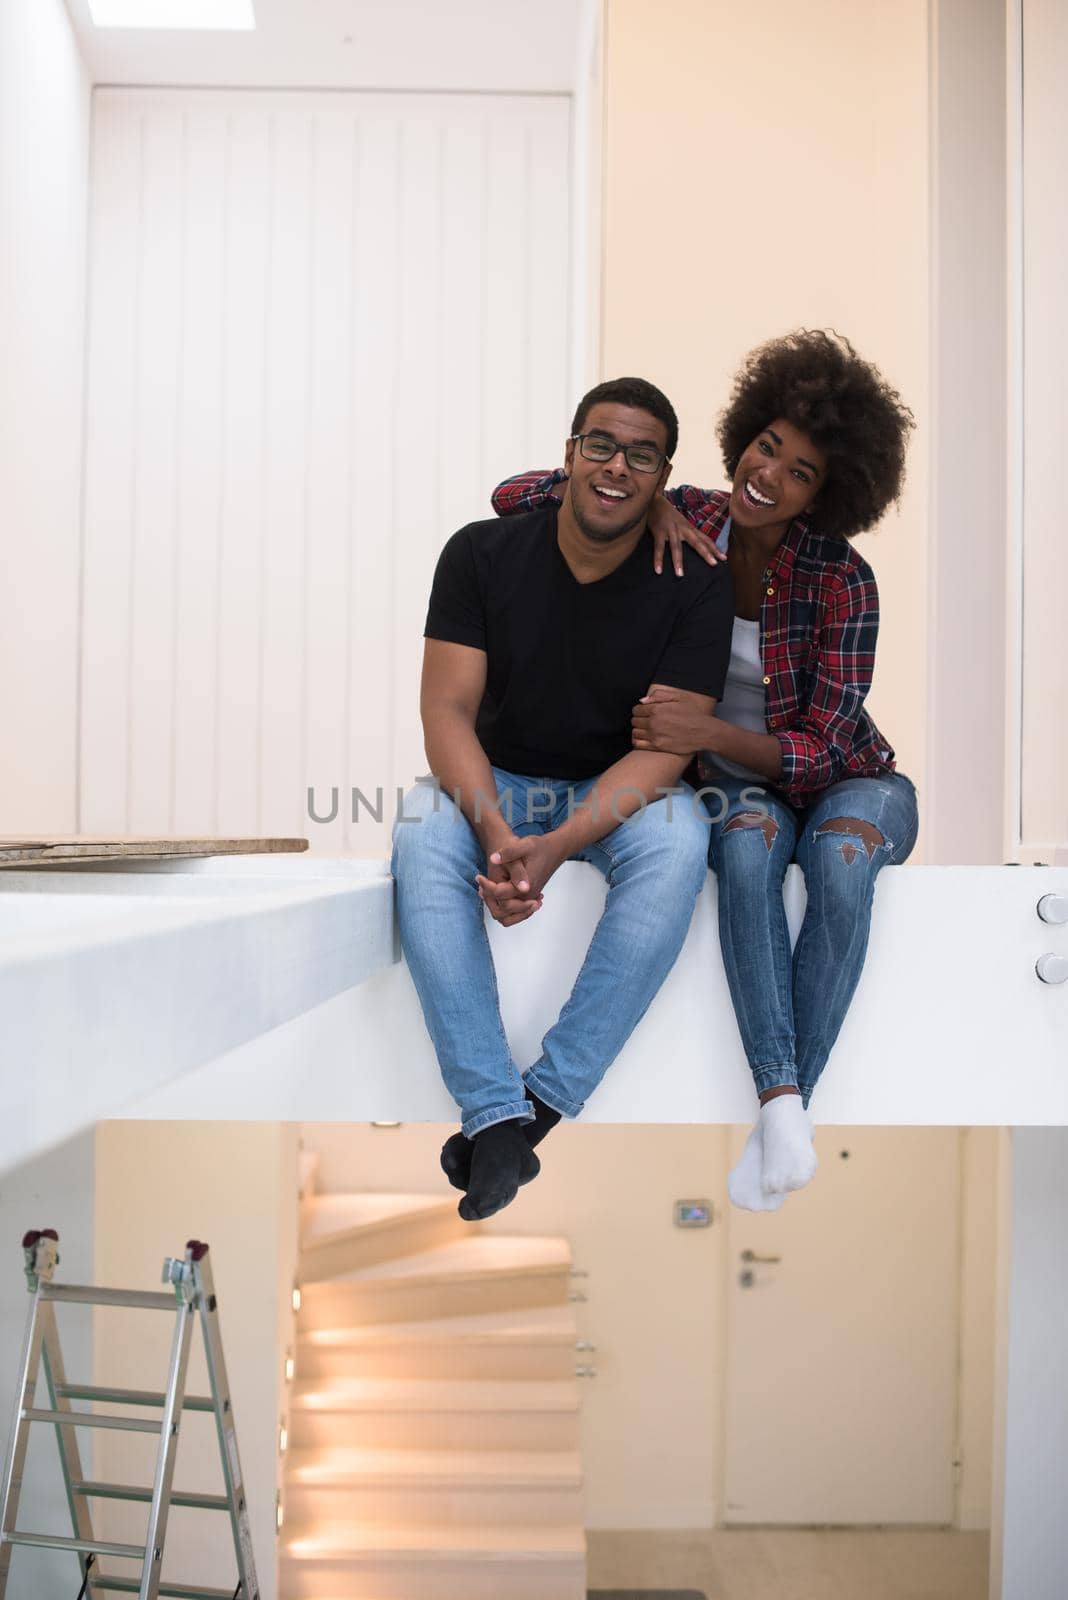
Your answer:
[571,377,679,461]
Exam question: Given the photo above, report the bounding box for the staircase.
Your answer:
[280,1159,587,1600]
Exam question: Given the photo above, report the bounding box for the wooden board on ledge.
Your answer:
[0,836,309,868]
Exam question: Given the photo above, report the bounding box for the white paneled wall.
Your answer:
[80,89,572,852]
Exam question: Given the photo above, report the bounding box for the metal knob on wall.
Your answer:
[1036,952,1068,985]
[1037,894,1068,925]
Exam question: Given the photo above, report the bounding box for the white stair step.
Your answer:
[330,1234,571,1282]
[288,1414,579,1452]
[288,1377,580,1453]
[284,1444,583,1525]
[279,1521,586,1600]
[297,1304,579,1381]
[287,1444,583,1487]
[303,1193,456,1242]
[290,1376,580,1413]
[299,1236,573,1328]
[300,1193,467,1278]
[280,1586,582,1600]
[282,1519,585,1558]
[284,1478,583,1528]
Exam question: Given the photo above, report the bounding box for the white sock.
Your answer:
[760,1093,817,1194]
[728,1123,785,1212]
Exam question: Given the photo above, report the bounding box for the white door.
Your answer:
[723,1126,961,1524]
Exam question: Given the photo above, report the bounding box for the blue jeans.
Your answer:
[391,769,709,1136]
[704,772,919,1106]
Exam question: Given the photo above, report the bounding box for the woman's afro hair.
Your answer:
[716,329,915,540]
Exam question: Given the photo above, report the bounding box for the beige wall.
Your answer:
[600,0,931,846]
[310,1121,730,1529]
[93,1122,300,1600]
[307,1120,996,1531]
[958,1128,999,1529]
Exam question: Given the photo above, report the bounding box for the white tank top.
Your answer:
[703,519,767,783]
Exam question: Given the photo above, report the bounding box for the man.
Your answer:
[392,377,734,1219]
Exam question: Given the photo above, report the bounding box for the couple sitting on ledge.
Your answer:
[392,332,918,1221]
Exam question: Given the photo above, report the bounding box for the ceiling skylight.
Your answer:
[87,0,256,28]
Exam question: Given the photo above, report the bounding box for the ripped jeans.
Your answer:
[704,772,919,1106]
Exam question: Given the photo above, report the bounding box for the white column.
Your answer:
[927,0,1008,865]
[990,1129,1068,1599]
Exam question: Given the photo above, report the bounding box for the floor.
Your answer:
[586,1528,991,1600]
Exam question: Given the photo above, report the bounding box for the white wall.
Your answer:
[990,1129,1068,1599]
[0,0,91,835]
[78,87,572,854]
[0,1134,96,1600]
[92,1122,299,1600]
[1015,0,1068,861]
[63,0,586,94]
[568,0,604,400]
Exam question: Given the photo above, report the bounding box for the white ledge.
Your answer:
[0,858,393,1173]
[116,861,1068,1129]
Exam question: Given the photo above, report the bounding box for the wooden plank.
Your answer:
[0,836,307,866]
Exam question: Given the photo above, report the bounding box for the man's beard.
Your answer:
[571,491,647,544]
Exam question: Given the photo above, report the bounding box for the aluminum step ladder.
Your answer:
[0,1230,259,1600]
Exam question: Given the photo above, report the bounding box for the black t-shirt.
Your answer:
[424,506,734,780]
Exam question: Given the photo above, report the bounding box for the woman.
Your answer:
[492,330,918,1210]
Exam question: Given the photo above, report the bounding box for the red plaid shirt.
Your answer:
[491,471,897,807]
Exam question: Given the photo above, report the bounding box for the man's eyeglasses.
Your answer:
[570,432,667,475]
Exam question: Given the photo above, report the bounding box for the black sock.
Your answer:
[440,1089,562,1191]
[440,1128,475,1191]
[524,1090,562,1148]
[458,1120,540,1222]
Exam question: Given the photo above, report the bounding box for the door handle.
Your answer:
[740,1249,782,1264]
